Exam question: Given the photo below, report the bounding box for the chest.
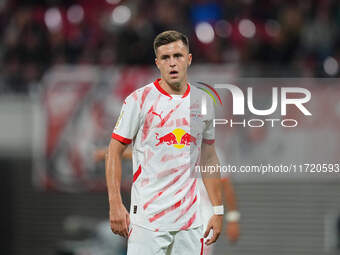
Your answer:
[139,96,208,142]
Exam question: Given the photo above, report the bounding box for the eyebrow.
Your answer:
[160,54,169,59]
[160,52,184,59]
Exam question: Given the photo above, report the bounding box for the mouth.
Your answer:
[169,70,178,77]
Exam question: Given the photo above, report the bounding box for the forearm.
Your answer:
[201,146,222,206]
[105,140,124,206]
[203,177,222,206]
[201,144,224,244]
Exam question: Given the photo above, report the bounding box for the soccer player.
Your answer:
[97,147,240,254]
[96,147,240,254]
[106,30,224,254]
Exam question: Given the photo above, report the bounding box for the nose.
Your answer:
[169,56,176,67]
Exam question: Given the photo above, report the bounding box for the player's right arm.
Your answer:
[105,91,141,238]
[94,146,132,162]
[106,138,130,238]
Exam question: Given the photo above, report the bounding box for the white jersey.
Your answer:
[112,79,215,231]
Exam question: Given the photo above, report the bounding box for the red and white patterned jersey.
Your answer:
[112,79,215,231]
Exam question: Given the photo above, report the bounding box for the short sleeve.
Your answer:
[112,94,140,144]
[202,97,215,145]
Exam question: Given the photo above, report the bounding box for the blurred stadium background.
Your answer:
[1,0,340,254]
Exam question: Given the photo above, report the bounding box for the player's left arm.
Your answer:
[200,142,223,245]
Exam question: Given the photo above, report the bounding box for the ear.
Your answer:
[155,58,160,69]
[188,53,192,66]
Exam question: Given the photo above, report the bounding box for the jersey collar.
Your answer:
[154,78,190,99]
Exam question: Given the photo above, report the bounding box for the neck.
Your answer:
[159,78,187,95]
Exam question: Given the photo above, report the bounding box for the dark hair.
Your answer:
[153,30,189,56]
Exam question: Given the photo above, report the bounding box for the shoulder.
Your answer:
[189,83,212,99]
[189,83,203,95]
[189,83,214,105]
[123,82,158,113]
[125,82,155,102]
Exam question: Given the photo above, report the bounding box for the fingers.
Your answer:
[110,218,129,237]
[204,224,212,238]
[122,220,129,237]
[126,212,131,228]
[205,219,222,245]
[109,205,131,238]
[113,224,128,237]
[110,219,120,235]
[205,229,220,245]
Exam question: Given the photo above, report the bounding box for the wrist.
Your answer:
[225,210,240,222]
[213,205,224,215]
[109,195,123,206]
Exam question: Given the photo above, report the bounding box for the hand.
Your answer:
[204,215,223,245]
[109,203,130,238]
[226,221,240,243]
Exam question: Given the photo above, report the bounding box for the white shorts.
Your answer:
[127,224,204,255]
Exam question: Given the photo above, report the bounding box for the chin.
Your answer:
[169,81,181,91]
[166,77,181,87]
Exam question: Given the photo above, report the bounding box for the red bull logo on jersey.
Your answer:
[155,128,196,149]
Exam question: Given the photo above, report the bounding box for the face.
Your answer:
[155,40,192,91]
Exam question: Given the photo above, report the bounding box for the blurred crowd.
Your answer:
[0,0,340,93]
